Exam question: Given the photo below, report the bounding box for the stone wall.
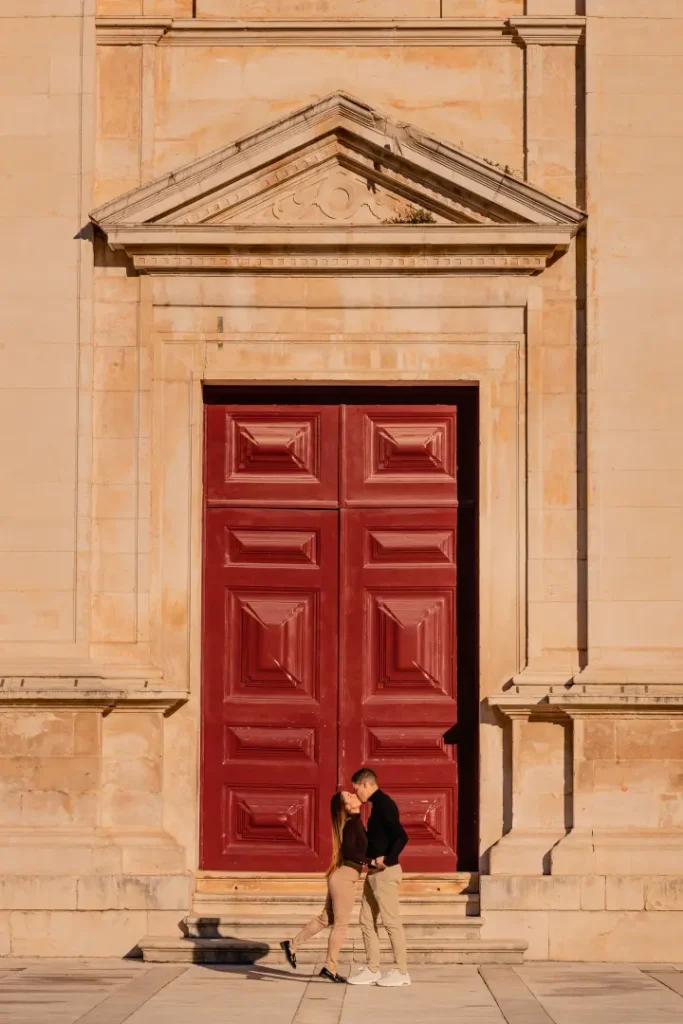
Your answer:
[2,0,683,961]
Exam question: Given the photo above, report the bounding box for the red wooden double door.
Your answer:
[202,395,476,873]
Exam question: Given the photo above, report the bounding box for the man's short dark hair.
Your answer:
[351,767,377,785]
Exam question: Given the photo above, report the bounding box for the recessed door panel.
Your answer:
[341,405,458,506]
[205,404,340,506]
[202,507,339,871]
[340,507,458,871]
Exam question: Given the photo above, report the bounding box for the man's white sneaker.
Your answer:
[347,967,381,986]
[377,970,411,987]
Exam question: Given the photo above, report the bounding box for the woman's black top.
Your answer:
[341,814,368,864]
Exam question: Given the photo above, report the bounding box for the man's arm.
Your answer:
[381,794,408,867]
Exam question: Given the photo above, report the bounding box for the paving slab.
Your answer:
[519,964,683,1024]
[0,959,683,1023]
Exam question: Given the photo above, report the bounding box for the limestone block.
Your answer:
[102,790,163,830]
[480,910,549,961]
[93,300,138,348]
[92,593,137,642]
[9,910,149,958]
[94,347,139,393]
[73,714,100,757]
[0,841,94,876]
[93,485,137,520]
[92,517,137,554]
[2,551,74,591]
[93,438,138,485]
[143,0,192,13]
[489,831,567,876]
[102,712,163,759]
[481,876,580,911]
[6,756,99,794]
[617,720,683,761]
[77,874,191,911]
[0,913,9,957]
[195,0,440,18]
[606,877,645,911]
[645,878,683,912]
[0,712,74,757]
[93,391,137,440]
[552,831,683,877]
[147,910,187,937]
[120,842,186,875]
[97,47,140,139]
[548,911,683,963]
[96,0,140,13]
[103,757,161,793]
[93,552,137,593]
[0,876,77,911]
[443,0,522,12]
[580,876,606,911]
[22,791,98,829]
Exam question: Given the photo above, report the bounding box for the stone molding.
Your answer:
[133,253,547,274]
[0,662,187,713]
[95,16,586,48]
[96,16,172,45]
[509,17,586,47]
[95,17,511,48]
[0,687,188,714]
[489,692,683,720]
[92,92,584,275]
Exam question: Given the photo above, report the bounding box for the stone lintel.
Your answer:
[509,17,586,47]
[103,225,575,276]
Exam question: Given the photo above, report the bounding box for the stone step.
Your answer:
[194,872,479,898]
[182,914,484,943]
[191,891,481,918]
[139,933,526,965]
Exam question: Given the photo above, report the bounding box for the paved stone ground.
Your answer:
[2,960,683,1024]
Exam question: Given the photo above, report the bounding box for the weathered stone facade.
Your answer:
[1,0,683,961]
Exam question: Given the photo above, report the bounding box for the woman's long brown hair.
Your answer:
[327,792,348,877]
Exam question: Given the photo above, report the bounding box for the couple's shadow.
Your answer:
[200,962,333,984]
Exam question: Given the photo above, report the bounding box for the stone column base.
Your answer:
[551,829,683,875]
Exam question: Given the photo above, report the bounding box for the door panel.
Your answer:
[202,508,339,871]
[205,404,340,507]
[340,507,459,871]
[341,405,458,506]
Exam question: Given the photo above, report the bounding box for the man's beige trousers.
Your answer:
[360,864,408,974]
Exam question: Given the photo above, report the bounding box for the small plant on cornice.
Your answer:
[482,157,524,178]
[385,206,437,224]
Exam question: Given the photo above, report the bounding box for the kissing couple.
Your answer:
[280,767,410,987]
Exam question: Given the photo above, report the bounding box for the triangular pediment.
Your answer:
[91,93,584,274]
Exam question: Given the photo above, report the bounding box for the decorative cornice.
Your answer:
[95,16,586,48]
[102,224,574,276]
[509,17,585,47]
[133,252,547,274]
[489,692,683,719]
[0,688,188,714]
[96,17,513,47]
[96,16,172,45]
[0,662,187,713]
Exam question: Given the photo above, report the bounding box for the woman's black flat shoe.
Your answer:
[320,968,347,983]
[280,941,297,969]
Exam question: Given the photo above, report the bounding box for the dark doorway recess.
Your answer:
[201,384,479,873]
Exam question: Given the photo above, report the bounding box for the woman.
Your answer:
[281,790,367,983]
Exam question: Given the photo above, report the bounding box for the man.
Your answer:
[347,767,410,987]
